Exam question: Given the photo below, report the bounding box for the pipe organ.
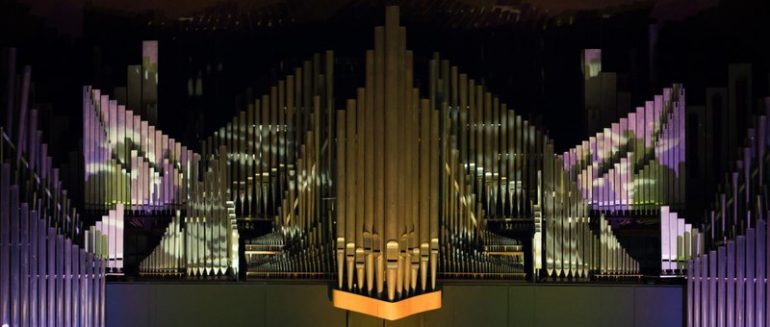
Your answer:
[429,52,534,279]
[565,85,686,213]
[14,2,770,324]
[542,150,596,279]
[83,86,195,212]
[1,52,107,327]
[70,6,647,321]
[83,85,198,276]
[139,211,184,276]
[685,98,770,327]
[194,51,337,277]
[597,214,639,276]
[424,48,644,281]
[535,85,685,280]
[138,146,240,277]
[334,12,441,299]
[93,204,124,274]
[131,5,641,287]
[660,206,703,276]
[541,149,640,279]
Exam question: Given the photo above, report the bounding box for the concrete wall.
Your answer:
[106,282,683,327]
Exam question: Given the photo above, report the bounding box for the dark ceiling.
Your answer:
[12,0,720,37]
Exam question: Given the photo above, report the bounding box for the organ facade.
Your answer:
[3,5,707,324]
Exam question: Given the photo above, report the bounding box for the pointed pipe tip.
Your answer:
[387,268,397,301]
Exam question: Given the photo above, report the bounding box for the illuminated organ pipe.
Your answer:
[565,85,686,213]
[141,41,159,125]
[83,86,194,211]
[539,123,645,279]
[192,51,336,278]
[426,53,537,279]
[660,206,703,275]
[423,48,639,279]
[331,7,442,301]
[597,214,639,275]
[1,53,107,327]
[422,51,638,281]
[92,204,124,273]
[685,98,770,327]
[83,82,200,275]
[78,14,641,307]
[190,147,234,277]
[236,7,640,291]
[138,211,183,276]
[543,149,634,279]
[139,147,240,277]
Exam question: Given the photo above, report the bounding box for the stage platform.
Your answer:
[106,281,683,326]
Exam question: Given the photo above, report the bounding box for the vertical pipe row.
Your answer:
[334,6,439,300]
[685,97,770,327]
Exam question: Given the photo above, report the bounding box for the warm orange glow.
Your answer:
[332,289,442,320]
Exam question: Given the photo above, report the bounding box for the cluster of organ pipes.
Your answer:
[541,150,640,279]
[138,147,240,277]
[93,205,125,274]
[423,50,651,280]
[206,51,335,225]
[597,214,639,275]
[685,98,770,327]
[229,7,641,289]
[331,6,542,299]
[542,150,595,279]
[139,211,184,276]
[107,8,642,292]
[661,206,702,275]
[534,85,686,280]
[1,49,108,326]
[428,52,541,279]
[565,85,686,213]
[334,17,441,299]
[82,41,245,278]
[197,51,337,277]
[426,44,642,280]
[83,86,196,211]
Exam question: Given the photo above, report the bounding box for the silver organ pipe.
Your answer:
[565,85,687,214]
[684,97,770,327]
[69,9,647,295]
[138,147,239,278]
[3,6,742,324]
[83,86,194,212]
[1,50,107,327]
[238,51,335,278]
